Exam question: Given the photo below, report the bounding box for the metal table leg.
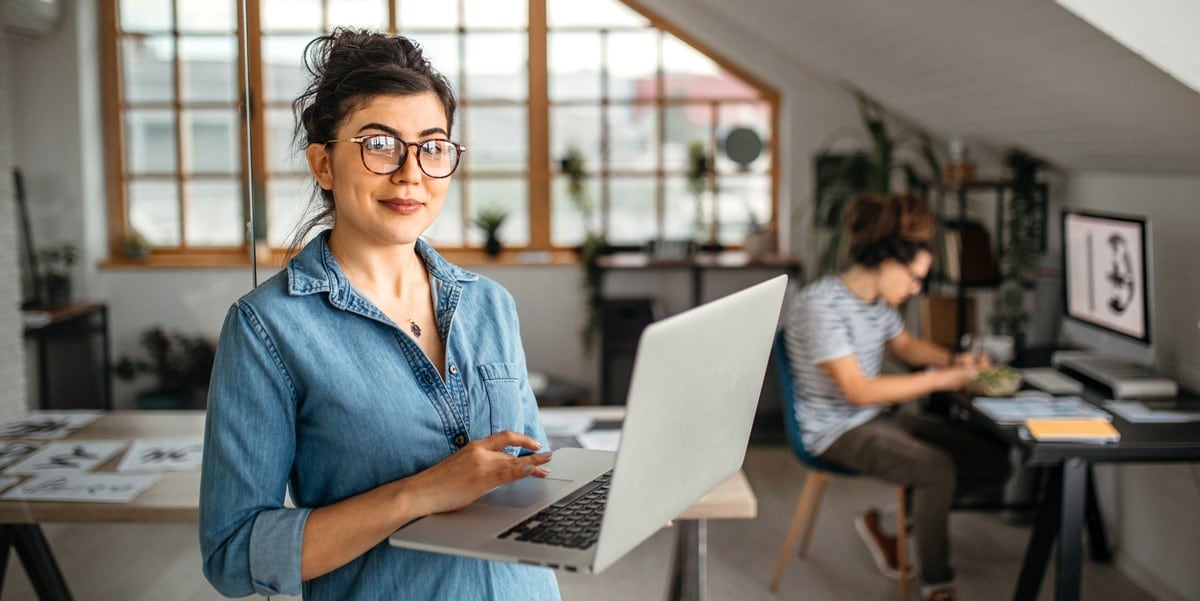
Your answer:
[1014,467,1061,601]
[667,519,707,601]
[1054,458,1087,601]
[0,524,75,601]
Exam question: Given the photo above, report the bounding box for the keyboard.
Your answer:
[498,471,612,550]
[1021,368,1084,395]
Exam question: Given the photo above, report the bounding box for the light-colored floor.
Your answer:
[0,445,1154,600]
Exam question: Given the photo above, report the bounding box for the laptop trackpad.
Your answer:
[477,477,572,508]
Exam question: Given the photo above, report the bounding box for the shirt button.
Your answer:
[449,365,458,375]
[453,434,467,447]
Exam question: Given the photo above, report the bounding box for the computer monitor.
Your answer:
[1060,210,1154,365]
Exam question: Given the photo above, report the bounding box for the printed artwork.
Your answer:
[1,473,161,503]
[0,441,43,469]
[4,441,128,475]
[117,438,204,473]
[0,411,102,439]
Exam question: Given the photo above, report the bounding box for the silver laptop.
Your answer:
[389,275,787,574]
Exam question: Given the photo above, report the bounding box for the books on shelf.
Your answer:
[972,395,1111,425]
[1024,418,1120,443]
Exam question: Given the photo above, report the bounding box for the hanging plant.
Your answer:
[990,147,1049,338]
[561,146,606,353]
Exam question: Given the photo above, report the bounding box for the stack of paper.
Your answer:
[1102,401,1200,423]
[1024,418,1120,443]
[973,396,1111,425]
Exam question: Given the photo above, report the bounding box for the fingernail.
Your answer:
[532,441,542,449]
[539,467,551,475]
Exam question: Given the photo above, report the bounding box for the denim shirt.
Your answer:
[199,232,559,600]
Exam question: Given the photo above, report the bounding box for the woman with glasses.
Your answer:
[200,29,558,600]
[781,193,1010,601]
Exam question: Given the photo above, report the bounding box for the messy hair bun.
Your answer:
[845,193,934,267]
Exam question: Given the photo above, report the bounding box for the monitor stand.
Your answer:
[1052,351,1178,399]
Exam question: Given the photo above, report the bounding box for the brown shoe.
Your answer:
[922,584,955,601]
[854,509,902,580]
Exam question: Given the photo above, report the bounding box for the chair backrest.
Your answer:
[772,329,855,475]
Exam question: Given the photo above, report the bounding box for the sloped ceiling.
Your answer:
[691,0,1200,174]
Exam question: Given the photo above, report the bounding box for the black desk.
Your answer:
[966,386,1200,601]
[21,302,112,410]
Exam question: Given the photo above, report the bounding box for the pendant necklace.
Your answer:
[407,319,422,338]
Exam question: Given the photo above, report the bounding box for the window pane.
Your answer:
[548,0,647,28]
[328,0,388,29]
[128,180,180,246]
[463,0,526,29]
[120,0,172,32]
[466,178,528,246]
[663,34,718,77]
[177,1,235,32]
[463,33,526,101]
[716,104,771,173]
[397,0,458,29]
[550,106,601,172]
[551,175,601,247]
[182,110,239,174]
[607,103,657,172]
[608,177,657,244]
[664,104,712,171]
[180,36,237,102]
[267,107,305,174]
[125,110,177,174]
[267,177,315,247]
[262,0,322,31]
[185,180,243,246]
[664,177,704,241]
[414,33,461,93]
[548,32,601,102]
[464,106,526,171]
[608,30,657,101]
[122,36,173,103]
[423,183,464,247]
[715,174,771,245]
[263,35,315,102]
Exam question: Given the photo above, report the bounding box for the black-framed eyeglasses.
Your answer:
[323,135,466,179]
[902,263,926,288]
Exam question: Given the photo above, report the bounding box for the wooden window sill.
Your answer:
[98,248,585,270]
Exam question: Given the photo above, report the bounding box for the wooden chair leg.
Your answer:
[796,472,830,557]
[769,470,829,593]
[896,486,909,601]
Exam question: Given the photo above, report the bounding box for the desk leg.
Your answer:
[1013,467,1061,601]
[0,524,76,601]
[1084,467,1110,563]
[1054,458,1087,601]
[666,519,707,601]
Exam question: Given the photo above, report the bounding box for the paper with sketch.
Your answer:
[973,396,1111,425]
[2,473,161,503]
[0,411,102,439]
[0,476,21,492]
[0,441,42,469]
[3,441,128,474]
[117,438,204,472]
[539,411,595,437]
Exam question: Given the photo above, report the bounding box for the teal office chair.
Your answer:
[769,330,910,600]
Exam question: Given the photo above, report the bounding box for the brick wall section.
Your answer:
[0,20,30,423]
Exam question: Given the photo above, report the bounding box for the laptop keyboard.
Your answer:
[497,471,612,550]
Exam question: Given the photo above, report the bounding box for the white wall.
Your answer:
[0,14,28,423]
[1067,171,1200,601]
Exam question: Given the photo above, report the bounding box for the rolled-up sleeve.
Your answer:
[200,302,311,597]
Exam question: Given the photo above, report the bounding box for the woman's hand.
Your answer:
[397,431,552,517]
[952,351,992,370]
[933,365,976,391]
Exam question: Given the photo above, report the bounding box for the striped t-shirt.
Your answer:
[784,275,905,455]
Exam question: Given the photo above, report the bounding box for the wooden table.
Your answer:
[0,410,756,601]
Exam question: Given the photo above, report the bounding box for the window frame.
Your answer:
[99,0,779,267]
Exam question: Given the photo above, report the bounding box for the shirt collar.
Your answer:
[287,231,478,299]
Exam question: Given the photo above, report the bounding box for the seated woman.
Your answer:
[783,193,1010,601]
[199,29,558,600]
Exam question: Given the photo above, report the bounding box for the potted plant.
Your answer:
[472,206,509,256]
[989,148,1049,345]
[119,228,150,260]
[114,326,217,410]
[561,146,607,352]
[686,140,714,245]
[38,242,77,307]
[812,90,942,277]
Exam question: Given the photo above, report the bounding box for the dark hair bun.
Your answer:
[845,193,934,268]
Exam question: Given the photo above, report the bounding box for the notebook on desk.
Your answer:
[389,275,787,573]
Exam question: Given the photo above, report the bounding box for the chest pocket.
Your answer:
[476,362,525,439]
